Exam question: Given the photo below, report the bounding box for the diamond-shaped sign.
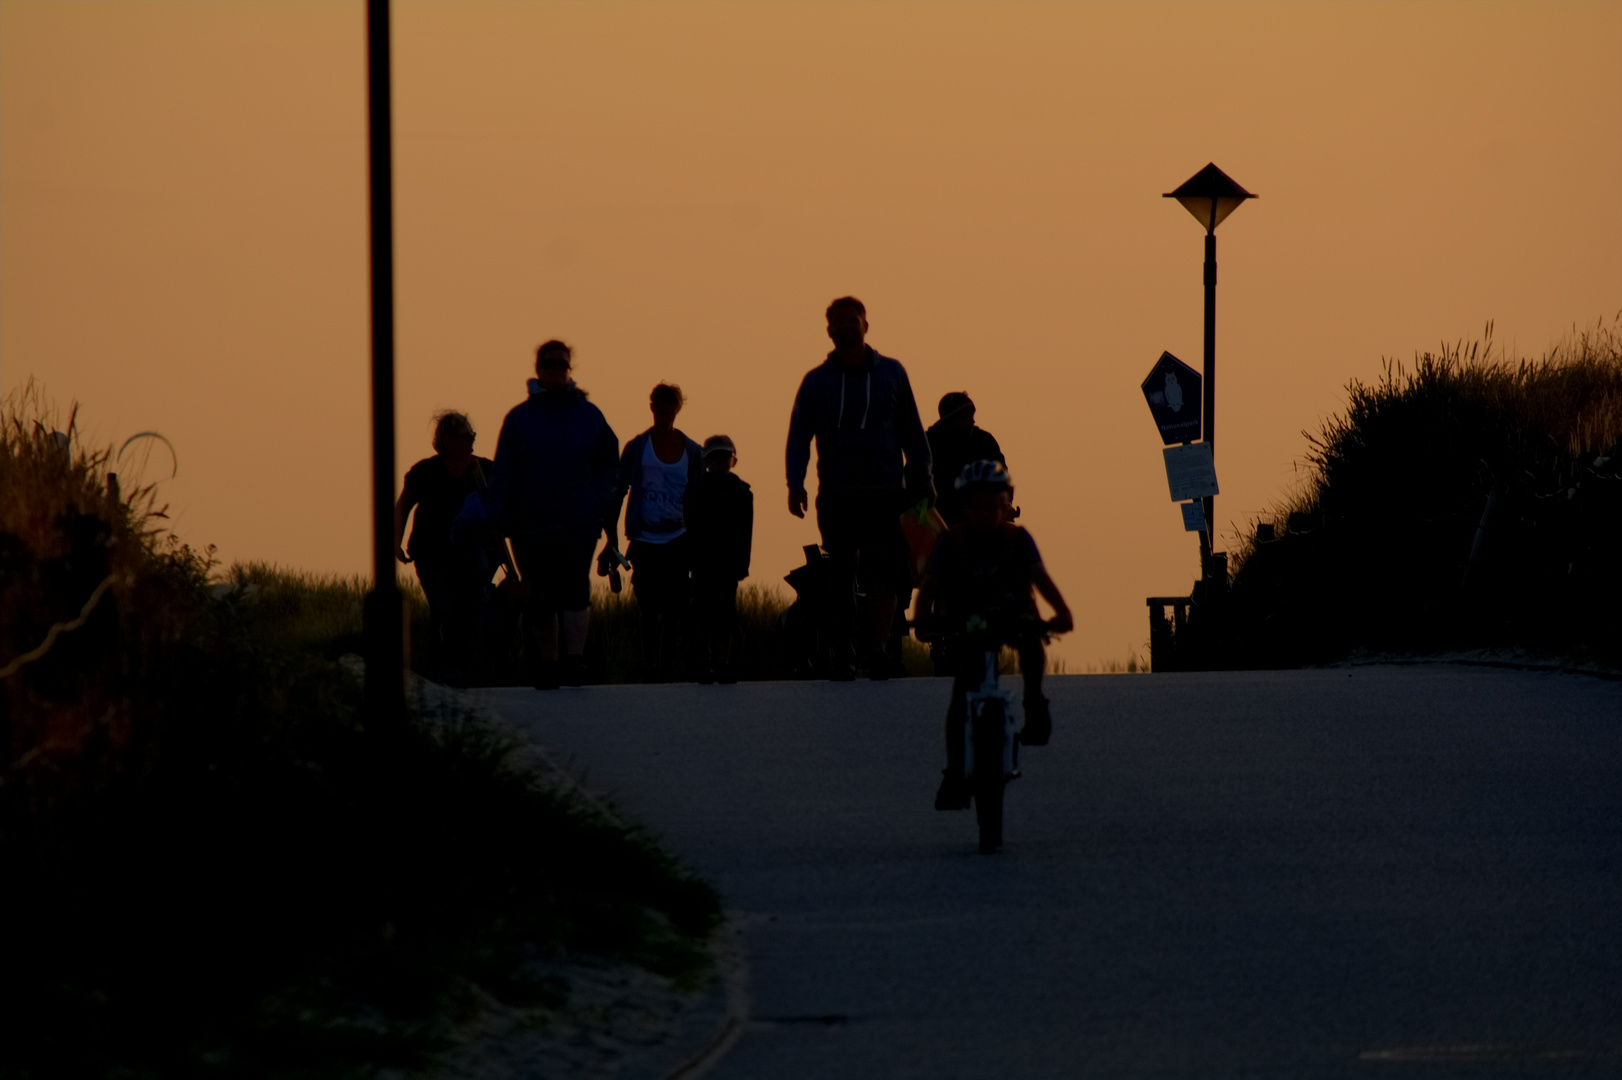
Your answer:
[1141,351,1202,446]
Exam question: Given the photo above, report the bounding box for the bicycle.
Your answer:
[930,616,1054,854]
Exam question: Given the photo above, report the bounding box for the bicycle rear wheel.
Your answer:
[972,702,1005,854]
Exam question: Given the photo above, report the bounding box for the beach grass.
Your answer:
[1217,315,1622,667]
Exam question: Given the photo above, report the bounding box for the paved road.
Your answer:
[480,667,1622,1079]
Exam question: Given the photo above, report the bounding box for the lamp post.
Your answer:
[364,0,405,726]
[1164,163,1255,586]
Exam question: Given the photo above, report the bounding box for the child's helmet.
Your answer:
[954,459,1013,492]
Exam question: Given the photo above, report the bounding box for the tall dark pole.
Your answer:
[365,0,405,724]
[1201,224,1216,577]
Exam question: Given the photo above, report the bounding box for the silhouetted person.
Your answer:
[608,383,702,681]
[926,392,1006,528]
[488,340,620,689]
[786,297,934,680]
[915,460,1072,811]
[687,435,753,684]
[394,410,494,685]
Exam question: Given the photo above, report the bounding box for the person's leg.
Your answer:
[1018,638,1051,744]
[816,492,859,678]
[414,558,449,673]
[511,538,561,688]
[665,534,693,682]
[442,564,486,687]
[936,657,976,810]
[557,533,596,686]
[630,540,674,681]
[853,490,907,676]
[690,574,717,682]
[716,579,739,681]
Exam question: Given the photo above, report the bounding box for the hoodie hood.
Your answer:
[527,377,588,400]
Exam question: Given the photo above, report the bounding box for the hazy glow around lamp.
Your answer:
[1164,162,1256,232]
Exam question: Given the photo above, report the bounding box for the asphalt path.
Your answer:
[479,666,1622,1079]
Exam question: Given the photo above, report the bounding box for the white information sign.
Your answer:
[1180,500,1207,533]
[1163,442,1219,501]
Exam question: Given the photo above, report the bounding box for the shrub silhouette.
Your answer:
[1222,316,1622,667]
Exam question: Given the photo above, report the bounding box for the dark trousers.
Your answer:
[414,555,484,683]
[692,575,739,675]
[630,535,691,680]
[816,489,909,665]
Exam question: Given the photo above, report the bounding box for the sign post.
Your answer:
[1163,163,1256,582]
[1141,350,1217,548]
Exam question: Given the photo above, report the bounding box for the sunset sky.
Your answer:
[4,2,1619,668]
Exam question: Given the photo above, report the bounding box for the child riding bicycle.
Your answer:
[914,460,1073,811]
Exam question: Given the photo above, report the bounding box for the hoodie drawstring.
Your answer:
[861,371,871,430]
[837,373,847,429]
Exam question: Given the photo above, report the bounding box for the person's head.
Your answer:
[825,296,868,352]
[937,391,976,433]
[535,339,573,391]
[650,383,684,430]
[955,459,1014,530]
[702,434,737,475]
[432,410,476,459]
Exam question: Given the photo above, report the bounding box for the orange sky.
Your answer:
[4,1,1620,668]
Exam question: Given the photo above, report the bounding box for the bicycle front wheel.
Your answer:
[972,701,1005,854]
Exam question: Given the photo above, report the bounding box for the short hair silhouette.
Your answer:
[650,383,685,409]
[431,410,475,451]
[825,296,866,322]
[535,340,573,372]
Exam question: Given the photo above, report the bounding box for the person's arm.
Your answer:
[485,411,518,531]
[737,485,754,580]
[393,488,417,563]
[596,419,625,548]
[604,435,637,551]
[894,364,935,504]
[785,373,815,517]
[1031,562,1073,635]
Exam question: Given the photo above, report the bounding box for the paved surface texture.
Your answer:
[478,667,1622,1079]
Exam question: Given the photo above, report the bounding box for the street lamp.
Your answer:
[364,0,405,726]
[1163,162,1255,585]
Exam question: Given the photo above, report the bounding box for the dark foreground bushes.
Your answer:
[1215,317,1622,668]
[0,390,719,1078]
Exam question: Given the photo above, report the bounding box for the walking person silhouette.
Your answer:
[786,297,934,680]
[607,383,703,681]
[394,410,494,686]
[487,340,620,689]
[687,434,753,684]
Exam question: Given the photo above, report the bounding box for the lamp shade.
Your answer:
[1164,163,1256,232]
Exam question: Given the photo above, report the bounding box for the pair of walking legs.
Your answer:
[692,576,740,682]
[629,536,690,682]
[817,490,910,676]
[511,533,597,688]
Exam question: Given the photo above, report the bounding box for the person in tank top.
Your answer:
[607,383,704,680]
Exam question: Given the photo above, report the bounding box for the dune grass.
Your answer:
[0,386,720,1078]
[1216,315,1622,668]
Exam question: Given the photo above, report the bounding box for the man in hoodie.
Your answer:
[487,340,620,689]
[786,297,934,680]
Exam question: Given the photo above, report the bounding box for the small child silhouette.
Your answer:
[687,435,754,683]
